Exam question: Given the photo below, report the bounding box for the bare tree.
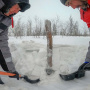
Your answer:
[13,18,24,37]
[34,16,39,37]
[51,16,61,36]
[83,26,88,36]
[52,23,57,36]
[59,21,68,36]
[67,16,74,36]
[33,16,43,37]
[27,19,32,36]
[73,21,79,36]
[13,19,21,37]
[8,26,14,36]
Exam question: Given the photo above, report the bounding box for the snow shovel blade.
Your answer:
[22,75,40,84]
[0,71,40,84]
[60,72,76,81]
[75,70,85,79]
[60,70,85,81]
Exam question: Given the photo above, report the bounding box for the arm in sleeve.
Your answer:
[0,28,16,72]
[0,0,4,9]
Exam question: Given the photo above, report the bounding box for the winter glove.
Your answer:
[9,71,19,80]
[78,62,90,71]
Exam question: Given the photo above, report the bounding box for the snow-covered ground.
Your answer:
[1,36,90,90]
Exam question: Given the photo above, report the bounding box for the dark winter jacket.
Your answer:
[80,0,90,28]
[0,0,30,72]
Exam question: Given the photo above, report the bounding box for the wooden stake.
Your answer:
[45,20,52,67]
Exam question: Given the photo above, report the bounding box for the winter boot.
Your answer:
[0,78,4,84]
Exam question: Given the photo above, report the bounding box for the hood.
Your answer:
[1,0,30,13]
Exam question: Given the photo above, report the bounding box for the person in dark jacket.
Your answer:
[0,0,30,84]
[60,0,90,71]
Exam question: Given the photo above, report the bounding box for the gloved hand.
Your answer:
[78,62,90,71]
[9,71,19,80]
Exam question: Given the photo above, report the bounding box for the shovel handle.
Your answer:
[0,71,40,84]
[0,71,21,77]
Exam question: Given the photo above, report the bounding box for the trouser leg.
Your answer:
[85,42,90,62]
[0,50,9,71]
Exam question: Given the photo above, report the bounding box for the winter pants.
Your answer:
[0,50,9,71]
[85,42,90,62]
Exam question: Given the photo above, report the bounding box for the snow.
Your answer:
[1,36,90,90]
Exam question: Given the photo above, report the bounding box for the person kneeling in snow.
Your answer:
[0,0,30,84]
[60,0,90,71]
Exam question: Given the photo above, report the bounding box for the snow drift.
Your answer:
[0,36,90,90]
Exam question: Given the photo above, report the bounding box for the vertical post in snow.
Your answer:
[45,20,54,75]
[45,20,52,67]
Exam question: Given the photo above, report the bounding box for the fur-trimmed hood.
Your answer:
[1,0,30,13]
